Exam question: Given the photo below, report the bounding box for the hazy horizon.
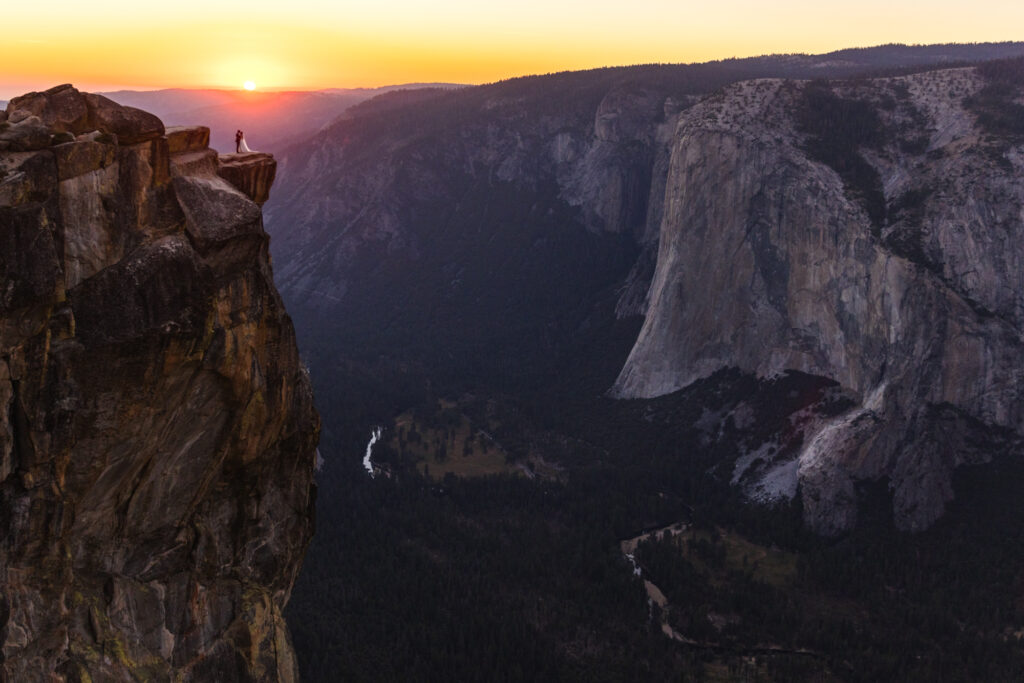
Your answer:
[4,39,1024,101]
[0,81,468,101]
[4,0,1023,99]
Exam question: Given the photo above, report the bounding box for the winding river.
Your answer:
[621,522,690,641]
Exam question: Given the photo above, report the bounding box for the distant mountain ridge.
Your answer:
[104,83,463,153]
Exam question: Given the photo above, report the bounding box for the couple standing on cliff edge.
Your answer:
[235,129,254,153]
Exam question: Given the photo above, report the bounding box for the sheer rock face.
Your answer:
[1,87,318,681]
[613,70,1024,534]
[217,153,277,206]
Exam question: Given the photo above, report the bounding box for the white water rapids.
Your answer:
[362,427,383,477]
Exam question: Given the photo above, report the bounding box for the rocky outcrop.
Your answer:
[5,84,164,145]
[1,86,318,680]
[218,153,277,206]
[613,68,1024,533]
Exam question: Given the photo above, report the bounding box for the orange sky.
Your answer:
[3,0,1023,98]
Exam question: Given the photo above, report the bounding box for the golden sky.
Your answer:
[2,0,1023,98]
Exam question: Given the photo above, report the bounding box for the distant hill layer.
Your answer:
[104,84,463,153]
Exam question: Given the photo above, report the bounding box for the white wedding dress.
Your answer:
[239,136,254,153]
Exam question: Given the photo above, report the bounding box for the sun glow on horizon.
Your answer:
[243,80,256,91]
[3,0,1024,98]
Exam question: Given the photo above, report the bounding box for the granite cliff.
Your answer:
[1,85,318,681]
[613,64,1024,533]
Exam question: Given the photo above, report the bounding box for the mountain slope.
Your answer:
[105,84,462,153]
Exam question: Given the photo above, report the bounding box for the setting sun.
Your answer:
[243,80,255,91]
[3,0,1024,97]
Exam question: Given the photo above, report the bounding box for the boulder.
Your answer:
[7,109,32,124]
[170,149,219,178]
[0,116,52,152]
[83,93,164,144]
[52,140,116,181]
[5,85,164,145]
[173,175,263,256]
[6,84,89,134]
[166,125,210,154]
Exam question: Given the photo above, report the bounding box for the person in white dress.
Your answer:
[239,133,254,153]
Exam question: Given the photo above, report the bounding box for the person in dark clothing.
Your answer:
[235,130,243,153]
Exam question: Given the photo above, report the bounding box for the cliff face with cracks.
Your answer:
[0,85,318,680]
[613,68,1024,534]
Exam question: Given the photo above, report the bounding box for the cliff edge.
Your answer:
[0,84,319,681]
